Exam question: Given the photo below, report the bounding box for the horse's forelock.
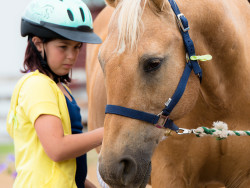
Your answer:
[109,0,148,53]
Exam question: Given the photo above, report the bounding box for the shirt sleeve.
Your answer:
[19,75,61,125]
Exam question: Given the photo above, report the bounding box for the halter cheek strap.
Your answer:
[105,0,202,132]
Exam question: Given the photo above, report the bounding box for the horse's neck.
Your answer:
[179,0,250,124]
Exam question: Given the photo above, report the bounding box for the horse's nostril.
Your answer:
[117,156,137,186]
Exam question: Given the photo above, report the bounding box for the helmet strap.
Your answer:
[41,41,60,83]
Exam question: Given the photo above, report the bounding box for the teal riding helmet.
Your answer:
[21,0,102,44]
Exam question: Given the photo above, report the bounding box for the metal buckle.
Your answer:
[165,98,172,107]
[186,53,190,63]
[164,128,172,136]
[177,128,195,135]
[155,112,169,128]
[177,13,189,32]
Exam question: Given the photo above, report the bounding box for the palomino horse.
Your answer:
[86,0,250,187]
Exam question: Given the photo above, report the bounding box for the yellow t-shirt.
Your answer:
[6,70,77,188]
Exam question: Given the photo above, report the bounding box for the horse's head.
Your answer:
[98,0,200,187]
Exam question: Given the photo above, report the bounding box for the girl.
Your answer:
[6,0,103,187]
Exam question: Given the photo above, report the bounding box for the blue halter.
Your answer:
[105,0,202,132]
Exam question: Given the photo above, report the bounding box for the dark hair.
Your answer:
[21,38,71,84]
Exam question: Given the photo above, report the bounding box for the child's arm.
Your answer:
[34,114,103,162]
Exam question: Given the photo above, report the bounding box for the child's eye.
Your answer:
[60,46,67,49]
[75,44,82,49]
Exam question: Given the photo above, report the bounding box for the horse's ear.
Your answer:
[105,0,120,7]
[151,0,166,10]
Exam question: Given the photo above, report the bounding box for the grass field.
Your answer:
[0,143,15,188]
[0,144,14,154]
[0,143,14,163]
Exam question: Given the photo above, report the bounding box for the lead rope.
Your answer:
[97,121,250,188]
[165,121,250,140]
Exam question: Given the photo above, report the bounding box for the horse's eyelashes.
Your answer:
[143,58,163,73]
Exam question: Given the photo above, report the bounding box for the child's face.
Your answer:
[44,39,82,76]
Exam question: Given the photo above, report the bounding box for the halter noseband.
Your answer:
[105,0,202,132]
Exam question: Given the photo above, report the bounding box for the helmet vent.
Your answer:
[67,9,74,21]
[79,8,85,22]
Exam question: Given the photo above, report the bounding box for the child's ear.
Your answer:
[32,37,43,52]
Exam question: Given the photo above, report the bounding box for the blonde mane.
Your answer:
[110,0,148,53]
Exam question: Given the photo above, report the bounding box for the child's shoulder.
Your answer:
[19,70,54,86]
[15,70,57,93]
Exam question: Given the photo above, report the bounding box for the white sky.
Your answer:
[0,0,32,77]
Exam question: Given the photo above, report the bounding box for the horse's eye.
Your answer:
[143,58,163,73]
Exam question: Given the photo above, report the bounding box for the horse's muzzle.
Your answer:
[98,154,151,188]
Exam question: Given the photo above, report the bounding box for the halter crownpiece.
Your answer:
[105,0,211,132]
